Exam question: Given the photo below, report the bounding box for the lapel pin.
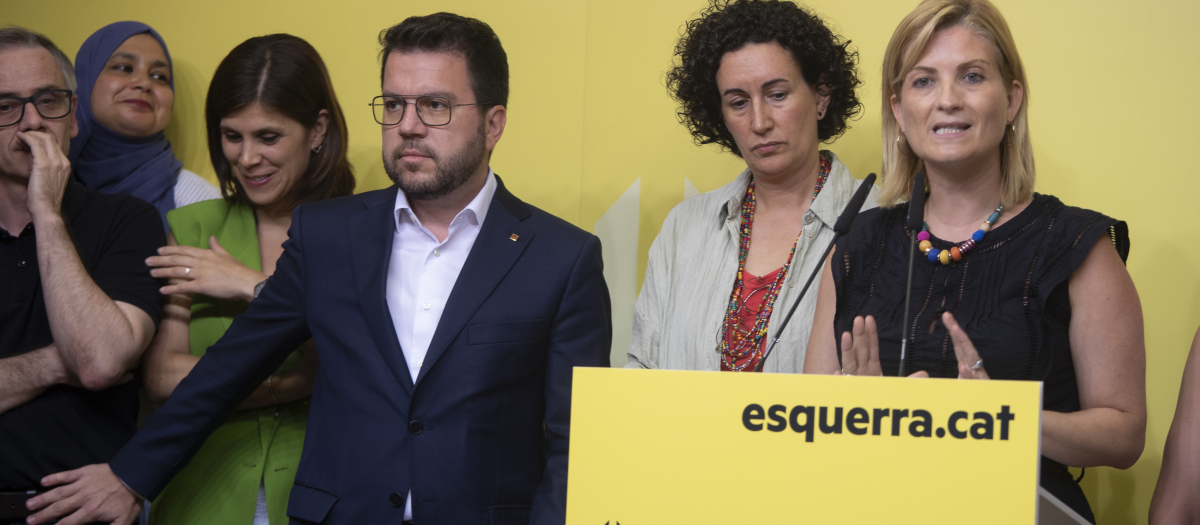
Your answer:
[510,234,519,241]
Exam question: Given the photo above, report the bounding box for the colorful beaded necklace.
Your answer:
[918,204,1004,265]
[718,154,831,371]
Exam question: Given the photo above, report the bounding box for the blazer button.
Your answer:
[408,420,424,435]
[389,492,403,508]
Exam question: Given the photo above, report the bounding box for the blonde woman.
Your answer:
[804,0,1145,520]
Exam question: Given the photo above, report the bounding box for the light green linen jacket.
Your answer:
[151,199,307,525]
[625,152,877,373]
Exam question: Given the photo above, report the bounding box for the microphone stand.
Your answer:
[898,229,917,377]
[754,173,876,372]
[898,172,926,377]
[753,238,838,372]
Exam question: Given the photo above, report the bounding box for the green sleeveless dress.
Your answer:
[150,199,308,525]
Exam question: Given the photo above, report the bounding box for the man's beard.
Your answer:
[384,124,487,201]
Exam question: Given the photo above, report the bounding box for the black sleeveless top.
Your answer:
[831,193,1128,522]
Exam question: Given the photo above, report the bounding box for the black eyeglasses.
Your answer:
[0,89,73,128]
[369,95,491,127]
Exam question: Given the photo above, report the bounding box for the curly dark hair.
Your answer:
[667,0,862,156]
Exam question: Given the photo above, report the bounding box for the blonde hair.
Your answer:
[879,0,1034,208]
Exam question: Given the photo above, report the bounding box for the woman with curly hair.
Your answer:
[625,0,874,372]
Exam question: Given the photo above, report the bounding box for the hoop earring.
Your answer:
[312,144,323,154]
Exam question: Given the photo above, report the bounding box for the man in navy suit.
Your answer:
[27,13,611,525]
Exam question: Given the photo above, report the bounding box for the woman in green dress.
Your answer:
[142,34,355,525]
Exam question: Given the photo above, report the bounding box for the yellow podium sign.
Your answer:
[567,368,1042,524]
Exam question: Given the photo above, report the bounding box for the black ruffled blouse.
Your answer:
[831,193,1129,522]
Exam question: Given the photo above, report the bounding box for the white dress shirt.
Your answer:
[385,170,496,520]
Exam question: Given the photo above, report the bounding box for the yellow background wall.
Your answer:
[6,0,1198,521]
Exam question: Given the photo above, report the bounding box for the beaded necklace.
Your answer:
[718,154,831,371]
[918,204,1004,265]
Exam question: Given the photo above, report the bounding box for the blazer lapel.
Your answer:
[225,203,263,272]
[415,178,533,385]
[348,186,414,396]
[220,204,262,334]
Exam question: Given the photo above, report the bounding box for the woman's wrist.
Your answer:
[270,372,307,405]
[251,279,268,301]
[272,356,317,404]
[244,273,268,302]
[266,374,281,405]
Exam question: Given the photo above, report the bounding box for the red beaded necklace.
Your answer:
[718,154,831,371]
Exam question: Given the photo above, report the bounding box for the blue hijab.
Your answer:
[69,21,183,231]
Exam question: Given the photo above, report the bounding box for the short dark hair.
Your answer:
[667,0,863,156]
[378,13,509,110]
[0,26,76,90]
[206,34,355,208]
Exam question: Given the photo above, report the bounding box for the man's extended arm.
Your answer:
[27,204,314,525]
[532,234,612,524]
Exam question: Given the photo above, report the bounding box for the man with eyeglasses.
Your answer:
[0,27,163,525]
[29,12,610,525]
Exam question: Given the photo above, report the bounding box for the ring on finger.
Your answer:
[185,267,191,277]
[841,367,856,377]
[971,359,984,370]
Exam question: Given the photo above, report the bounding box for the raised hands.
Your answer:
[942,311,989,380]
[838,315,884,376]
[147,235,267,302]
[837,312,989,379]
[19,130,72,220]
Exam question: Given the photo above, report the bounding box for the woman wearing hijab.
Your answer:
[70,21,219,231]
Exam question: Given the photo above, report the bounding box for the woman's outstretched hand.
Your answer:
[838,315,881,376]
[943,311,990,380]
[837,315,929,378]
[147,236,267,301]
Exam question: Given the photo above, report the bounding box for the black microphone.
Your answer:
[833,173,877,235]
[755,173,876,372]
[897,172,926,377]
[906,172,926,231]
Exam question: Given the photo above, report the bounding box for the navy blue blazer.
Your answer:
[110,178,612,524]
